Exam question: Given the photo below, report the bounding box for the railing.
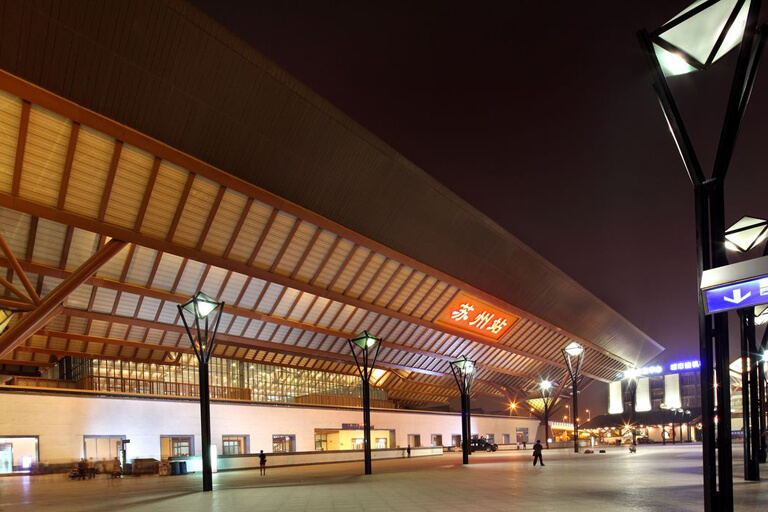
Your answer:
[294,393,393,408]
[9,377,80,389]
[79,376,252,401]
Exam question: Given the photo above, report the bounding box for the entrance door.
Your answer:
[160,436,193,460]
[0,443,12,474]
[84,436,124,461]
[272,435,296,453]
[407,434,421,447]
[452,435,462,447]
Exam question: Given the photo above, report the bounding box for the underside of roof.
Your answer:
[0,0,663,406]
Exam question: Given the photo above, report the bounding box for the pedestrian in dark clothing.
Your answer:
[259,450,267,476]
[406,444,411,458]
[532,440,544,467]
[522,441,527,450]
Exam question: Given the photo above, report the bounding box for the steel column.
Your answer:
[573,378,579,453]
[199,359,213,491]
[363,374,372,475]
[759,359,767,463]
[746,310,760,479]
[461,392,470,464]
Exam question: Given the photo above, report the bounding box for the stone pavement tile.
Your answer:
[1,446,767,511]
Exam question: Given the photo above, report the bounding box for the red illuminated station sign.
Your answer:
[435,292,518,341]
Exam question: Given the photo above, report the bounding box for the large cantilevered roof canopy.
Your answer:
[0,0,663,407]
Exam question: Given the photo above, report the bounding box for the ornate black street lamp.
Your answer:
[348,330,381,475]
[638,1,765,508]
[178,291,224,492]
[562,341,585,453]
[540,380,554,449]
[449,355,477,465]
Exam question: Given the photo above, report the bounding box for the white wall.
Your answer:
[0,389,539,463]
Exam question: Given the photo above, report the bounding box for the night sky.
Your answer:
[188,0,768,412]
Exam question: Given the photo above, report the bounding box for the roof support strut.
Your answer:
[0,239,128,359]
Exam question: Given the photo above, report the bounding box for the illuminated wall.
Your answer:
[0,390,539,463]
[609,380,624,414]
[635,377,651,412]
[664,374,682,409]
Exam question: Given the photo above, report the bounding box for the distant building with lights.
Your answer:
[610,360,702,414]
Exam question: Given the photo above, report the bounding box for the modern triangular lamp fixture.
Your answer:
[652,0,752,76]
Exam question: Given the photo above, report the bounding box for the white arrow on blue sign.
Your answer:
[704,277,768,314]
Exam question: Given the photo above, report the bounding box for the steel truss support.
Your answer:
[0,239,127,359]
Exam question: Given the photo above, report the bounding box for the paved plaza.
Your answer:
[1,445,767,511]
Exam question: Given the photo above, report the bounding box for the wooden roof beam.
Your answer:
[0,239,127,358]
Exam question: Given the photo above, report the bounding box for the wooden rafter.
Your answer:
[11,100,30,197]
[0,239,128,358]
[57,123,80,210]
[0,231,40,305]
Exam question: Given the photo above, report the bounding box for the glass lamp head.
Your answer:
[540,380,553,391]
[755,305,768,326]
[452,355,476,375]
[564,341,584,357]
[351,330,379,350]
[182,291,221,319]
[724,216,768,252]
[652,0,752,76]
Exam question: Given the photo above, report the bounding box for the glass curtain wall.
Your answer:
[43,355,388,404]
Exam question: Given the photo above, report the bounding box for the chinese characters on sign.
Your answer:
[436,292,518,341]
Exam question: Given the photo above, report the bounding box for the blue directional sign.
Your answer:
[704,277,768,314]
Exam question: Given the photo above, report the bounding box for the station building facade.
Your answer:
[0,0,663,474]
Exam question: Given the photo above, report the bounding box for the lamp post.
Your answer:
[450,355,477,465]
[638,1,765,509]
[562,341,585,453]
[540,380,554,449]
[178,291,224,492]
[660,403,668,445]
[348,331,381,475]
[760,348,768,463]
[725,215,767,480]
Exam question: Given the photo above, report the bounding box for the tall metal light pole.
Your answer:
[725,216,767,479]
[759,348,768,462]
[178,291,224,492]
[638,1,765,509]
[348,331,380,475]
[540,380,554,449]
[562,341,585,453]
[449,355,477,465]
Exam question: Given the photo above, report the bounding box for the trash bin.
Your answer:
[170,461,180,476]
[179,461,187,475]
[158,463,169,476]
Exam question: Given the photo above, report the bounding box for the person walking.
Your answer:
[259,450,267,476]
[532,440,545,467]
[406,444,411,458]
